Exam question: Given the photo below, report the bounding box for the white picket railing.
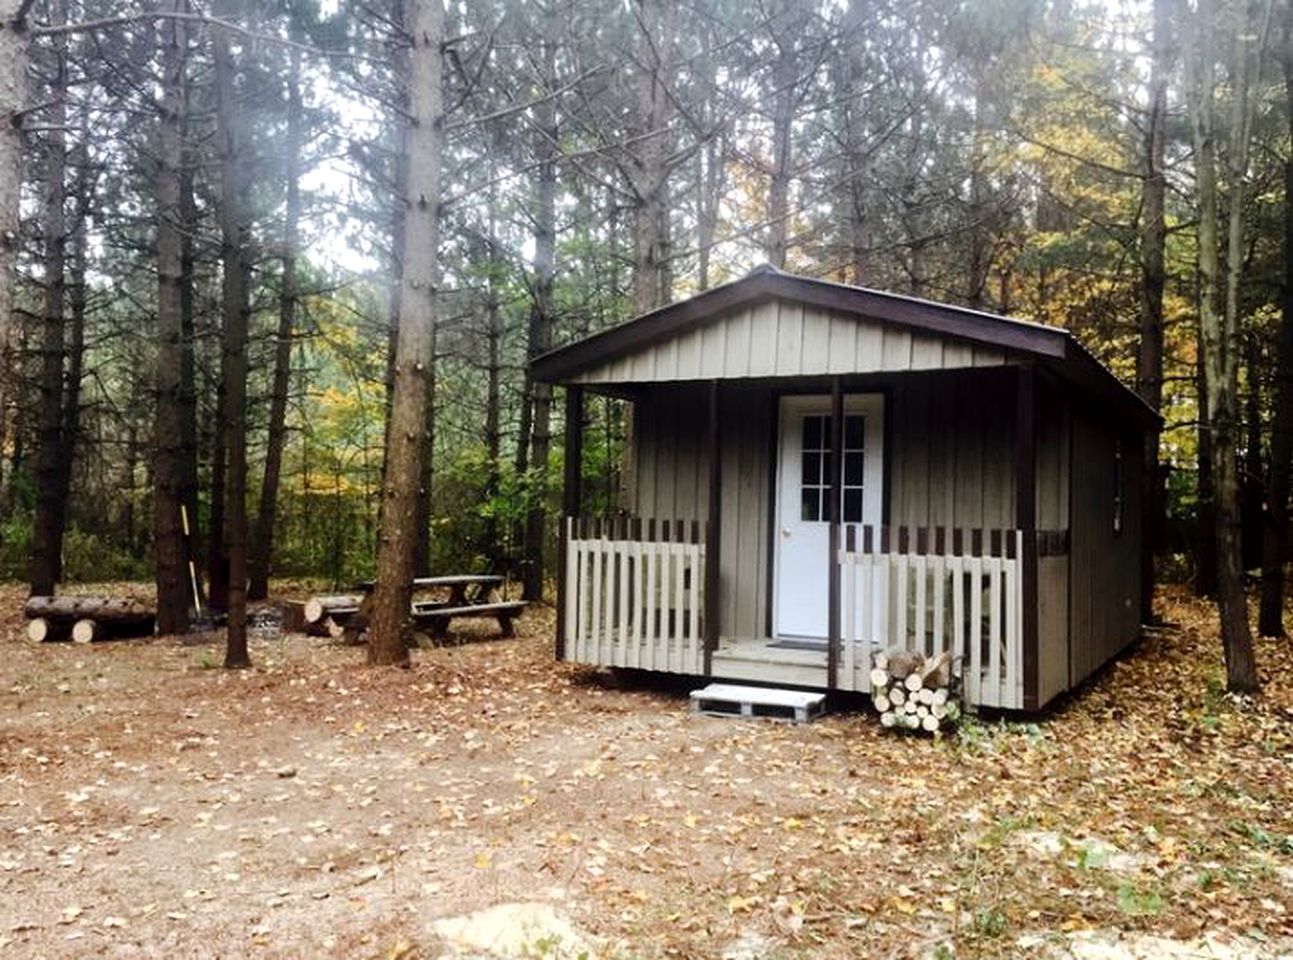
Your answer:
[838,528,1024,709]
[563,517,705,674]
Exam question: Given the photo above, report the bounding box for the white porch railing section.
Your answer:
[564,517,705,674]
[839,527,1024,709]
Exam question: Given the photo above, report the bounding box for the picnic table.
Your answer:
[348,574,525,641]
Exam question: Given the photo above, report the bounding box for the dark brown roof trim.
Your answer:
[530,266,1159,426]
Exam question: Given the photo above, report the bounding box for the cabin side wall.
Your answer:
[1036,380,1072,706]
[1068,405,1143,688]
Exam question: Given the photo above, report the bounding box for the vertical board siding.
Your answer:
[888,369,1015,532]
[572,299,1009,384]
[1068,407,1142,688]
[630,384,771,642]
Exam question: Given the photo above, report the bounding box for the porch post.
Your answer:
[556,384,584,660]
[704,380,721,674]
[1015,365,1039,709]
[827,376,843,689]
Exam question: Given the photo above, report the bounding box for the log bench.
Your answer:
[410,600,527,639]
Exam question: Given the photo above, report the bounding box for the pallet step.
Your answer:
[689,683,827,723]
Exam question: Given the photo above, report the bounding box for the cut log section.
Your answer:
[27,617,71,643]
[298,595,362,637]
[72,619,100,644]
[25,595,154,626]
[24,596,155,642]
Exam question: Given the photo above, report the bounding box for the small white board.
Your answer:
[689,683,826,723]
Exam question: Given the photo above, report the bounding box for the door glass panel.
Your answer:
[844,414,864,449]
[797,412,867,524]
[844,451,863,485]
[801,451,820,486]
[843,489,863,524]
[801,488,820,522]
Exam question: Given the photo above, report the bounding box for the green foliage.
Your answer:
[61,528,149,583]
[1115,881,1164,917]
[972,906,1007,938]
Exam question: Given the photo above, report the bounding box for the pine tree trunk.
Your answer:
[630,0,675,315]
[56,105,90,583]
[521,21,558,601]
[179,102,202,602]
[249,36,302,602]
[214,27,251,669]
[30,0,68,596]
[0,1,26,450]
[153,0,190,635]
[367,0,443,667]
[766,28,794,269]
[484,177,502,569]
[1260,18,1293,637]
[1188,0,1259,691]
[1137,0,1169,624]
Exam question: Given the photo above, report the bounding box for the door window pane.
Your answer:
[844,414,864,449]
[801,488,820,522]
[803,415,822,451]
[844,451,864,485]
[843,489,863,524]
[801,451,820,486]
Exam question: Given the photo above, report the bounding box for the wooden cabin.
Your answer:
[531,266,1157,711]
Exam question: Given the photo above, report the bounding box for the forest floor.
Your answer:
[1,583,1291,960]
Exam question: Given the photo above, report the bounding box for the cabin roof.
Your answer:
[531,265,1159,426]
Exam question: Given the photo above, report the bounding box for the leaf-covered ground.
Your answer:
[1,583,1291,959]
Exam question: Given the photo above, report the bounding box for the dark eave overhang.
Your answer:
[531,267,1160,428]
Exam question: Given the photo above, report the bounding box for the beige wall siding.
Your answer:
[887,370,1017,530]
[574,299,1008,385]
[1068,408,1142,687]
[631,383,773,639]
[1035,378,1072,705]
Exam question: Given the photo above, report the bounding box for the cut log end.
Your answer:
[72,619,99,644]
[27,617,65,643]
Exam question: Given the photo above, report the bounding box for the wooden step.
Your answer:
[689,683,826,723]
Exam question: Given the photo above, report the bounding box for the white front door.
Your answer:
[773,394,885,639]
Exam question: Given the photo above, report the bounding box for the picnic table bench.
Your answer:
[344,574,526,642]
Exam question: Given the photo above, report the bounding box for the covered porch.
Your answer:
[553,357,1058,712]
[561,515,1039,710]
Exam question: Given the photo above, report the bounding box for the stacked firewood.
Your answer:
[25,596,155,644]
[869,648,960,733]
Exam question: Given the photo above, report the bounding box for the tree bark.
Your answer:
[0,2,27,444]
[1137,0,1169,624]
[519,10,557,601]
[765,12,796,270]
[367,0,443,666]
[214,26,251,669]
[1260,12,1293,637]
[1186,0,1259,691]
[30,0,68,596]
[630,0,675,315]
[249,32,303,602]
[178,97,202,603]
[153,0,190,635]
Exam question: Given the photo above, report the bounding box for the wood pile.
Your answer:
[24,596,156,644]
[869,648,960,733]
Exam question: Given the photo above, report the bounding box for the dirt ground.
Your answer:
[1,583,1292,959]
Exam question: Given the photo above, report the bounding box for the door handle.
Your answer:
[781,528,791,538]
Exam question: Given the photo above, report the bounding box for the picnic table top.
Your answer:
[356,574,504,591]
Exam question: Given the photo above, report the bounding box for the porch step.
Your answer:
[689,683,827,724]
